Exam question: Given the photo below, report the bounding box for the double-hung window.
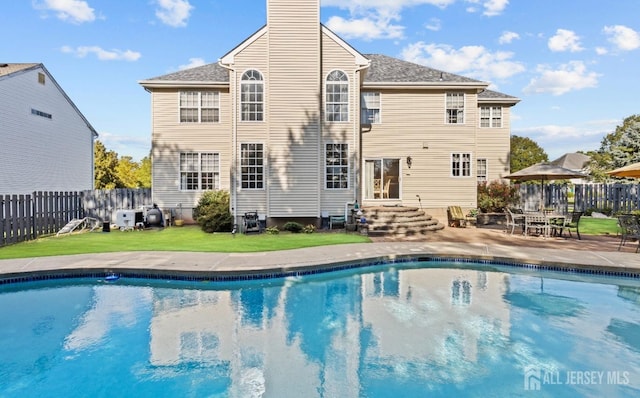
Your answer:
[240,143,264,189]
[325,143,349,189]
[480,106,502,128]
[361,92,381,124]
[477,158,487,183]
[180,91,220,123]
[446,93,465,124]
[451,153,471,177]
[326,70,349,122]
[180,152,220,190]
[241,70,264,121]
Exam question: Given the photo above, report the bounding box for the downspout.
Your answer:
[219,61,237,225]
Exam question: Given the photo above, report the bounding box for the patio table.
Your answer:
[523,212,565,238]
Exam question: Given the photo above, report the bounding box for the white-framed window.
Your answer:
[179,91,220,123]
[240,143,264,189]
[451,153,471,177]
[477,158,487,183]
[326,70,349,122]
[180,152,220,191]
[241,70,264,121]
[361,92,381,124]
[480,106,502,128]
[325,143,349,189]
[446,92,465,124]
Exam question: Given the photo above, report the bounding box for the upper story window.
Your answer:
[241,70,264,121]
[325,143,349,189]
[180,91,220,123]
[31,108,52,119]
[180,152,220,191]
[446,92,465,124]
[326,70,349,122]
[451,153,471,177]
[38,72,45,85]
[361,92,381,124]
[480,106,502,128]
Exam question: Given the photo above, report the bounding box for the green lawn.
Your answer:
[577,216,620,236]
[0,226,371,259]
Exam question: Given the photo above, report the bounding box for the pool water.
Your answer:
[1,262,639,397]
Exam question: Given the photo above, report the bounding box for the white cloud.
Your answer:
[464,0,509,16]
[595,47,608,55]
[481,0,509,16]
[499,31,520,44]
[61,45,141,61]
[155,0,193,28]
[178,57,206,70]
[34,0,95,24]
[548,29,583,52]
[425,18,442,31]
[603,25,640,51]
[326,14,404,40]
[401,41,525,81]
[523,61,599,96]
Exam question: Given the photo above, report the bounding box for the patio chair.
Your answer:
[617,214,640,252]
[447,205,472,228]
[552,211,583,239]
[524,213,551,238]
[504,207,525,235]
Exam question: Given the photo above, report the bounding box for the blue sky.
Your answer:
[4,0,640,162]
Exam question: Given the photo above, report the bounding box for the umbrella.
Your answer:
[504,163,588,210]
[606,161,640,178]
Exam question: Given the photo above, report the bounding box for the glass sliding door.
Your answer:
[364,158,400,200]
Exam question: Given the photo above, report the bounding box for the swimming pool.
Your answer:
[1,261,639,397]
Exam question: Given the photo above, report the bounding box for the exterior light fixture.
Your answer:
[406,156,412,168]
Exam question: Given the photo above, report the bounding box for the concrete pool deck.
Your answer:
[1,225,640,281]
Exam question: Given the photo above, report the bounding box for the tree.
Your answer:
[94,140,122,189]
[589,114,640,182]
[137,154,152,188]
[116,156,140,188]
[510,135,548,173]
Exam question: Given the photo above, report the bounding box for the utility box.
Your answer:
[115,210,143,230]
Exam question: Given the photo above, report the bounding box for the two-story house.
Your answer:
[0,63,97,195]
[139,0,519,226]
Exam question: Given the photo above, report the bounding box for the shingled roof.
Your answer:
[144,62,229,83]
[363,54,482,84]
[140,54,517,103]
[0,63,39,78]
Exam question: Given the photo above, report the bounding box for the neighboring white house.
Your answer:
[139,0,519,225]
[0,63,97,195]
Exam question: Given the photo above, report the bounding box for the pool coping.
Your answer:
[1,241,640,284]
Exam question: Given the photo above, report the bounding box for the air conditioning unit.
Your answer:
[115,210,143,231]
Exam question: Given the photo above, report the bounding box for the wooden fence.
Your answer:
[1,189,151,247]
[518,183,640,214]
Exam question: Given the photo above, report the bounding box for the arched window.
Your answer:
[326,70,348,122]
[241,70,264,121]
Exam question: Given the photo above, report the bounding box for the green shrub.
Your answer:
[303,224,316,233]
[193,190,233,233]
[283,221,303,233]
[477,181,519,213]
[265,226,279,235]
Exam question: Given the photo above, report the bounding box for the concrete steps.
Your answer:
[363,206,445,237]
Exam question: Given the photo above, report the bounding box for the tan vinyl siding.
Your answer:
[150,88,231,215]
[476,105,512,181]
[361,89,480,209]
[264,0,321,217]
[232,33,269,215]
[320,31,361,215]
